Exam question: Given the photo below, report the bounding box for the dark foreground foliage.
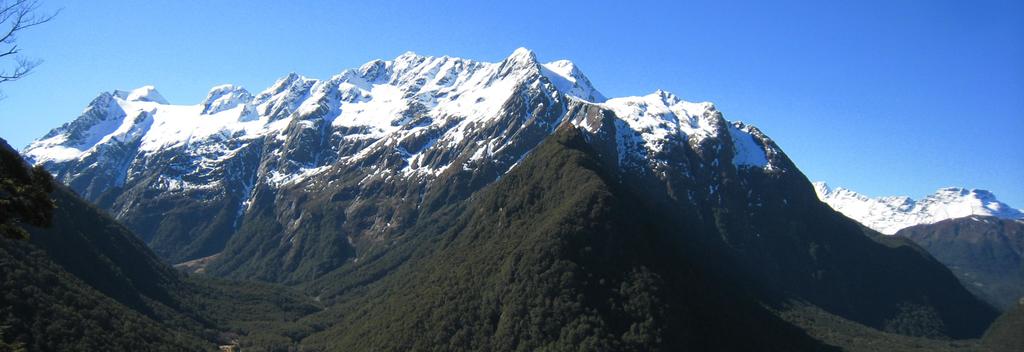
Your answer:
[0,238,209,351]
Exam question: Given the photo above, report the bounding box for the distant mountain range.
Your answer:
[814,182,1023,234]
[15,49,1004,349]
[815,183,1024,313]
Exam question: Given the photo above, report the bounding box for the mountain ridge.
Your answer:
[814,182,1023,234]
[21,48,775,267]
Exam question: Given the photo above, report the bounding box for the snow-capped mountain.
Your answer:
[23,48,787,277]
[813,182,1024,234]
[18,49,1002,340]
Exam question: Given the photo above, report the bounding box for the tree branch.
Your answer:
[0,0,56,84]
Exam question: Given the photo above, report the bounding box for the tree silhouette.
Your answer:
[0,0,57,86]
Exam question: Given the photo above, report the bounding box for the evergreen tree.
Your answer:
[0,140,54,240]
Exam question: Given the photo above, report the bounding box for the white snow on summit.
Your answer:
[201,84,252,115]
[601,90,718,150]
[813,182,1024,234]
[123,85,168,104]
[24,48,780,190]
[540,60,606,103]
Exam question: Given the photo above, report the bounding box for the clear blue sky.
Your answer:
[0,0,1021,205]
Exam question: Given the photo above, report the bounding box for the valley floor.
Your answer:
[777,303,988,352]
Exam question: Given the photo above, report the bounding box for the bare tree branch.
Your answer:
[0,0,57,86]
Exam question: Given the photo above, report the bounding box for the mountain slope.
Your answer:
[814,182,1023,234]
[289,126,834,351]
[1,138,318,351]
[261,124,997,350]
[896,216,1024,310]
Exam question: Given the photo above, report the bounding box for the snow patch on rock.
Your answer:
[728,123,769,168]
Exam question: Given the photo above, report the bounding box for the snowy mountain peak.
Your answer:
[813,182,1024,234]
[201,84,252,115]
[598,90,720,145]
[540,59,606,103]
[124,85,168,104]
[507,47,537,63]
[262,72,307,95]
[495,47,541,78]
[812,181,831,194]
[934,187,994,201]
[653,89,678,102]
[358,59,387,80]
[396,50,419,60]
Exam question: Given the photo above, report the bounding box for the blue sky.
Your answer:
[0,0,1021,205]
